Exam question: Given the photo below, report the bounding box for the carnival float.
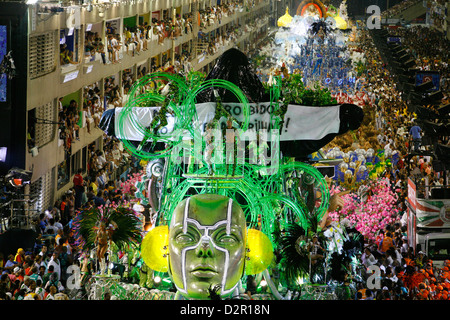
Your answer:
[68,0,400,300]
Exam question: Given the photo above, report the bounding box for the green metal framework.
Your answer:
[116,72,330,242]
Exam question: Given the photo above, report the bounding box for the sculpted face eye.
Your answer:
[175,230,198,245]
[217,235,238,245]
[175,234,193,244]
[214,230,239,246]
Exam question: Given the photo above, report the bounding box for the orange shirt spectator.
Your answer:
[380,232,394,253]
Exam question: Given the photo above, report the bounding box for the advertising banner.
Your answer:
[415,198,450,228]
[415,71,440,91]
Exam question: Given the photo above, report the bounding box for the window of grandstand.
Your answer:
[83,82,103,133]
[58,91,82,154]
[29,31,56,79]
[60,27,81,67]
[104,75,121,111]
[57,159,70,189]
[29,168,55,213]
[105,19,123,64]
[27,101,57,153]
[137,61,148,79]
[84,22,105,64]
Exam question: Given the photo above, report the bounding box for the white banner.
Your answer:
[114,102,341,142]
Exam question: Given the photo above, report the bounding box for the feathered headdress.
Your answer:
[72,205,143,253]
[309,19,330,37]
[276,223,311,288]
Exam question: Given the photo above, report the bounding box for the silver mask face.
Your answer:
[168,195,247,299]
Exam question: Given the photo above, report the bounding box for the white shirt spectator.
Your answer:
[97,153,107,169]
[54,220,63,231]
[47,257,61,281]
[362,250,378,268]
[112,148,121,162]
[44,224,58,235]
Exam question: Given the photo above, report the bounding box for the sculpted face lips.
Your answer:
[191,264,218,278]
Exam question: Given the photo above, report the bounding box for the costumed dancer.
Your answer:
[204,122,216,175]
[224,115,240,176]
[149,82,177,135]
[80,254,94,287]
[95,220,117,275]
[312,53,323,76]
[309,234,325,264]
[139,261,154,288]
[317,25,325,46]
[72,205,143,279]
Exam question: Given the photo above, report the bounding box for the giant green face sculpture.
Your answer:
[168,194,247,299]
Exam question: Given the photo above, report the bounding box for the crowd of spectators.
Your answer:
[428,0,448,28]
[85,137,132,198]
[323,23,449,300]
[6,70,139,299]
[150,13,194,45]
[137,64,148,79]
[0,130,137,300]
[389,25,450,94]
[124,25,148,56]
[84,30,106,64]
[328,24,449,170]
[60,44,78,66]
[105,22,122,64]
[122,69,134,97]
[104,76,122,111]
[382,0,422,19]
[354,224,450,300]
[80,0,268,68]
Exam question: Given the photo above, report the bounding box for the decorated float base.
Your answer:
[88,274,176,300]
[88,274,121,300]
[299,284,338,300]
[88,275,277,300]
[86,274,345,300]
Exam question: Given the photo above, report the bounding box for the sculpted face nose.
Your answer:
[197,236,214,257]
